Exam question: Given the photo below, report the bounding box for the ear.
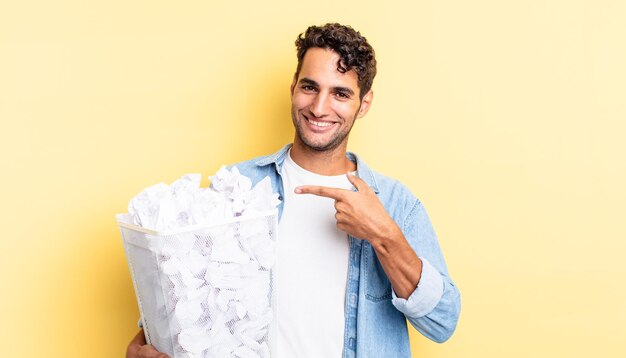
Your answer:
[290,73,298,95]
[356,90,374,119]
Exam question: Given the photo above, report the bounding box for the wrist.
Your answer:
[371,221,403,250]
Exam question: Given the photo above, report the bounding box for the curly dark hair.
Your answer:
[295,23,377,99]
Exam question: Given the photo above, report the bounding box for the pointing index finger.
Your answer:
[295,185,349,200]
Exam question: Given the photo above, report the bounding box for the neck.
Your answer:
[290,139,356,175]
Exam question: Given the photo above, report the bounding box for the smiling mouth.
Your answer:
[305,116,336,128]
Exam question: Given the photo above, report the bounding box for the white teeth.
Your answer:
[307,118,333,127]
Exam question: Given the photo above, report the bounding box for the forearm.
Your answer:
[370,224,423,299]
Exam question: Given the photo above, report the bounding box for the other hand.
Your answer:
[126,330,169,358]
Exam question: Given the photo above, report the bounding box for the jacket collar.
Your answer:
[255,143,380,194]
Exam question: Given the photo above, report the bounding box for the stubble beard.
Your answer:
[291,108,358,153]
[294,117,355,152]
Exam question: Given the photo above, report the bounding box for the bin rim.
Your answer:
[116,209,278,236]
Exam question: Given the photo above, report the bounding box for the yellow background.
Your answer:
[1,1,625,356]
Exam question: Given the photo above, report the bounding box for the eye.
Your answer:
[301,85,317,92]
[335,91,350,99]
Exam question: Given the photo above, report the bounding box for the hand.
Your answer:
[126,330,170,358]
[295,172,402,244]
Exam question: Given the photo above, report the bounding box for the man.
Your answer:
[127,23,460,358]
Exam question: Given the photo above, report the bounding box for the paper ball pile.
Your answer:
[127,167,280,357]
[129,166,280,231]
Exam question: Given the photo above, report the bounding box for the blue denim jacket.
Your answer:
[232,144,461,357]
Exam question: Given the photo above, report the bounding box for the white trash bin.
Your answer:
[117,210,277,358]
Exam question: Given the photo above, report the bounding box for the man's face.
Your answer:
[290,47,372,152]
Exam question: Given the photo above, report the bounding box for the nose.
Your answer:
[310,92,330,118]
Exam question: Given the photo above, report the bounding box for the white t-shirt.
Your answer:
[276,150,353,357]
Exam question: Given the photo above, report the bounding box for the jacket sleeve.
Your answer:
[390,199,461,343]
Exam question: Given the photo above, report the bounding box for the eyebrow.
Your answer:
[299,77,356,97]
